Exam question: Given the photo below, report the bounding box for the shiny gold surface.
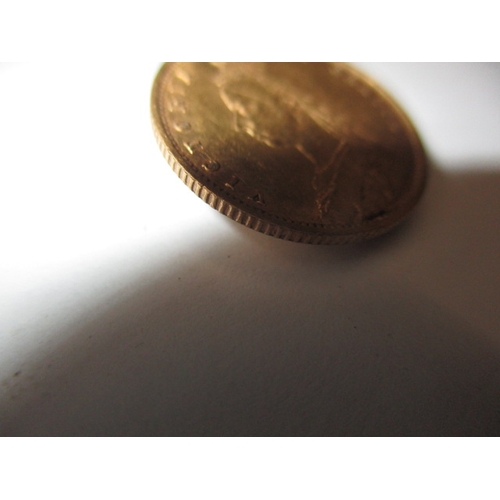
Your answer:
[151,63,427,244]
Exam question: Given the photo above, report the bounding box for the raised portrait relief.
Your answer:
[212,63,400,222]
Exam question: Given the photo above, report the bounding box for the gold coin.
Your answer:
[151,63,427,244]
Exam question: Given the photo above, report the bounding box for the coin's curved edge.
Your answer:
[347,63,428,210]
[152,110,406,245]
[150,62,428,245]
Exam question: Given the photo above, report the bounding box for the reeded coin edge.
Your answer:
[152,118,412,244]
[151,63,427,244]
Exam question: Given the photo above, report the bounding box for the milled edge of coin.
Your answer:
[151,63,427,245]
[152,123,361,244]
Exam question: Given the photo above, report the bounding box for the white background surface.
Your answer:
[1,63,499,436]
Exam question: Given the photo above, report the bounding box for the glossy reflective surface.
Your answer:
[152,63,427,243]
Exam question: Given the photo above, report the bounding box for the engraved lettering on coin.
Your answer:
[173,66,191,86]
[224,175,240,190]
[167,96,186,113]
[183,140,203,155]
[174,121,191,132]
[249,192,265,206]
[202,160,220,172]
[151,63,427,244]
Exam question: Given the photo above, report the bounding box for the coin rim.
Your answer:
[151,62,427,244]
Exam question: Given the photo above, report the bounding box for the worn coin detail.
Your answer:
[151,63,427,244]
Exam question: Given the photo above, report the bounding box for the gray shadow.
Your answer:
[1,164,500,436]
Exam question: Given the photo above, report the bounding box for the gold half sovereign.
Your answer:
[151,63,427,244]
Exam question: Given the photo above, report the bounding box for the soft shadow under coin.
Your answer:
[1,164,499,436]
